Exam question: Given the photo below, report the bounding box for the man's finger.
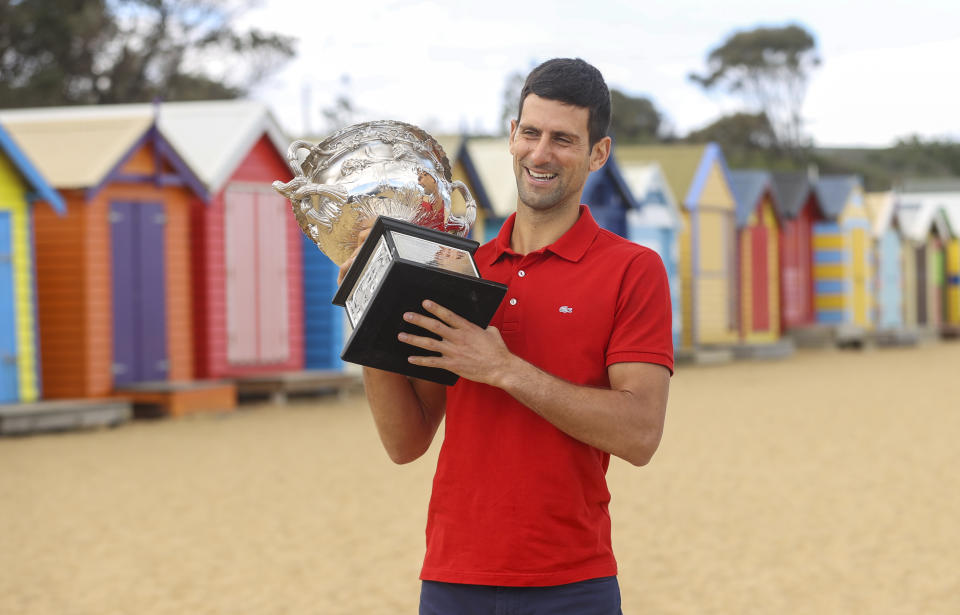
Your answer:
[421,300,470,328]
[403,311,451,337]
[398,331,444,352]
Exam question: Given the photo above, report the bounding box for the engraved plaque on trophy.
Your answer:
[273,121,507,385]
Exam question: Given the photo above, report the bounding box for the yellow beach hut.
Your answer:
[616,144,738,353]
[0,123,65,403]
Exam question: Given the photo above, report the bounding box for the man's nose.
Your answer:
[527,136,552,166]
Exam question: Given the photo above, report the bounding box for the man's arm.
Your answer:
[362,367,447,465]
[338,235,447,465]
[399,301,669,466]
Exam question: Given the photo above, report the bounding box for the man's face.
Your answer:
[509,94,610,213]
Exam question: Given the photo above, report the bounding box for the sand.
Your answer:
[1,342,958,614]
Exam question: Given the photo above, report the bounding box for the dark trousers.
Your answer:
[419,576,622,615]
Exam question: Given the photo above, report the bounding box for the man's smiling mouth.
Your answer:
[526,168,558,181]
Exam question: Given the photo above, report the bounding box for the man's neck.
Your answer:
[509,200,581,255]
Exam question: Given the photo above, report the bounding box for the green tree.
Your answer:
[0,0,295,107]
[689,24,820,155]
[609,89,662,143]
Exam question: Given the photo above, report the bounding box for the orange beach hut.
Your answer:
[0,106,207,398]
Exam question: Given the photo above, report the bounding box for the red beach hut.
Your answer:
[0,106,208,398]
[770,172,824,332]
[154,101,304,379]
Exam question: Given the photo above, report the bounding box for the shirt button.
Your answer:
[518,270,526,277]
[509,298,517,306]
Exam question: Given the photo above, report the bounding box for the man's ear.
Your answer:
[508,119,519,154]
[589,136,612,172]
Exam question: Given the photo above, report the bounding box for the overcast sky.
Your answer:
[240,0,960,147]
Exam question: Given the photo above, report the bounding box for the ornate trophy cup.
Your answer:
[273,121,507,385]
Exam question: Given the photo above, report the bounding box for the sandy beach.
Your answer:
[2,342,958,614]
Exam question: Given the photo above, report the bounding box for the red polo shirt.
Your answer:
[420,205,673,587]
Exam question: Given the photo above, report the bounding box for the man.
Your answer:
[342,58,673,614]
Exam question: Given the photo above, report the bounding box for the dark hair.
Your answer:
[517,58,611,147]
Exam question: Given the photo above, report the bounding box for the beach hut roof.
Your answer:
[619,161,682,229]
[0,104,208,200]
[814,175,862,220]
[0,105,155,190]
[0,122,65,213]
[863,191,899,237]
[769,172,816,219]
[896,199,952,242]
[457,137,516,218]
[729,169,775,228]
[150,100,289,192]
[615,143,731,208]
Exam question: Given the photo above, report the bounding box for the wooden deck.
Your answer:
[113,380,236,418]
[234,370,363,404]
[0,398,132,436]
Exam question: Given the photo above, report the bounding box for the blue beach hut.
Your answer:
[581,154,639,237]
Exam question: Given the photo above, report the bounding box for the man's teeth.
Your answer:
[529,169,557,180]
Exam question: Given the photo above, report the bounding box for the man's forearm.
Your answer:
[362,367,445,465]
[493,356,668,466]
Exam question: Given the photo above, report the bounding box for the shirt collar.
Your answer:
[485,204,600,265]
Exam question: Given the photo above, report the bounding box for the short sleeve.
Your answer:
[605,248,674,374]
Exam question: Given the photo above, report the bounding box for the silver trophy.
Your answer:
[272,120,476,266]
[273,120,506,385]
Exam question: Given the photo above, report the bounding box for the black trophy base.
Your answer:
[341,260,506,386]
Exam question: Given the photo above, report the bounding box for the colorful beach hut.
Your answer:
[896,181,960,336]
[151,101,307,376]
[581,153,639,237]
[863,192,907,335]
[619,161,683,350]
[0,106,207,398]
[813,175,873,334]
[0,123,65,403]
[729,170,782,344]
[617,144,739,350]
[769,173,822,332]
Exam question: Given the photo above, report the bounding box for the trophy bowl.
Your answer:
[272,120,476,266]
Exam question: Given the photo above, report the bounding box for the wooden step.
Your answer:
[0,399,131,436]
[235,370,363,404]
[114,381,236,418]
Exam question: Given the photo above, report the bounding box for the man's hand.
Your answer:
[398,300,515,387]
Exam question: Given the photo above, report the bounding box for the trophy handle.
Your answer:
[445,180,477,238]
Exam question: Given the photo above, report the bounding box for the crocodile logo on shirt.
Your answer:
[558,305,573,314]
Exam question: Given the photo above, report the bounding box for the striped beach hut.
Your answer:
[617,144,739,350]
[813,175,873,335]
[619,162,683,350]
[729,170,782,344]
[581,153,639,237]
[0,106,207,398]
[769,173,822,332]
[0,123,65,403]
[863,192,907,335]
[152,101,308,375]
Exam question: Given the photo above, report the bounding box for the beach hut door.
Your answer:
[0,211,19,401]
[110,201,168,385]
